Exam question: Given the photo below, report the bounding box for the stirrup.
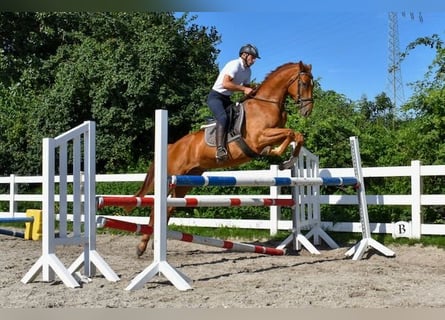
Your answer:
[216,147,228,162]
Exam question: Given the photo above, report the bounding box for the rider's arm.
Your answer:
[222,74,253,95]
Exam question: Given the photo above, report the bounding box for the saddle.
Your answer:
[202,103,260,158]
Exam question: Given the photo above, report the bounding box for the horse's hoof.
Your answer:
[279,157,298,170]
[279,161,291,170]
[136,244,146,257]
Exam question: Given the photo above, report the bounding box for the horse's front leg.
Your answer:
[257,128,304,169]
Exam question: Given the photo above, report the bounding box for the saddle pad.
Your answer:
[203,103,245,147]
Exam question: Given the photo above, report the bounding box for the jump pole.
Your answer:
[168,174,359,256]
[0,228,25,238]
[0,217,34,239]
[125,109,192,291]
[97,217,285,256]
[169,175,359,188]
[97,196,295,209]
[0,217,34,223]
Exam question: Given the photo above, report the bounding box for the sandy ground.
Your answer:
[1,230,445,309]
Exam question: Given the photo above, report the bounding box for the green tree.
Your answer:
[0,12,220,175]
[399,34,445,165]
[289,83,360,168]
[397,34,445,223]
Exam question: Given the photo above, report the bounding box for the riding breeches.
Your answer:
[207,90,232,129]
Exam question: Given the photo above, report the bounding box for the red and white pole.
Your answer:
[97,217,284,256]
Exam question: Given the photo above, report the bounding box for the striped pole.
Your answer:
[169,175,359,188]
[0,228,25,238]
[97,196,295,209]
[97,217,285,256]
[168,229,285,256]
[97,196,154,209]
[97,216,154,234]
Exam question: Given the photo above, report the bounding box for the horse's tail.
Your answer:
[123,162,155,213]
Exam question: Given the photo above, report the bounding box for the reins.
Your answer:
[250,96,280,105]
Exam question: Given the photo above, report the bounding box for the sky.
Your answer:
[184,12,444,104]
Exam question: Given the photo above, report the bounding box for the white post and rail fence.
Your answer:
[1,156,445,240]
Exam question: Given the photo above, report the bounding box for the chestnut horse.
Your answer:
[132,61,314,256]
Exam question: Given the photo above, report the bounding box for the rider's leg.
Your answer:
[215,121,228,162]
[207,90,230,162]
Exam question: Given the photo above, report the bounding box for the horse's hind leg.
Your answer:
[127,163,155,257]
[136,184,194,257]
[136,206,154,257]
[135,134,204,256]
[136,205,175,257]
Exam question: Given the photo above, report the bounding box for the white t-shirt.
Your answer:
[212,57,251,96]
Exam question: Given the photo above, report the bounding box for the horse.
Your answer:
[130,60,314,257]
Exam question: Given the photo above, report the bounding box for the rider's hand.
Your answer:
[243,87,253,96]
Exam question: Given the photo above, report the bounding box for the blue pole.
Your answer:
[0,228,25,238]
[321,177,358,186]
[0,217,34,223]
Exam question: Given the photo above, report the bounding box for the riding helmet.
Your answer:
[239,44,261,59]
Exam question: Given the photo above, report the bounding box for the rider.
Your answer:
[207,44,260,162]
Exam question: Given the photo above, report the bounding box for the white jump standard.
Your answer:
[344,136,395,260]
[21,121,119,288]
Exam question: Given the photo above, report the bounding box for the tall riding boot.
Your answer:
[215,122,228,162]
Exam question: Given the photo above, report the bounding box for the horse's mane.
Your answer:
[262,62,296,82]
[263,61,311,82]
[249,61,310,97]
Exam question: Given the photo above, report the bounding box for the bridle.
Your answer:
[290,71,314,110]
[250,70,313,110]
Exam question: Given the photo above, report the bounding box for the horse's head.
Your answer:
[288,61,314,117]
